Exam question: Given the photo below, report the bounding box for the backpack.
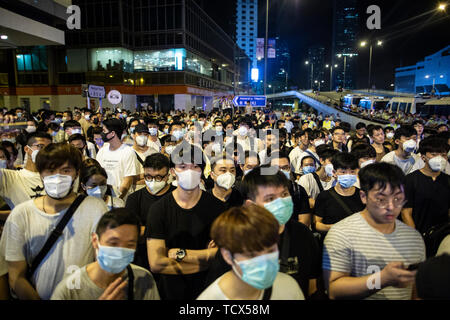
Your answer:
[423,222,450,258]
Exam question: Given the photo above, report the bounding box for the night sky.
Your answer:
[199,0,450,90]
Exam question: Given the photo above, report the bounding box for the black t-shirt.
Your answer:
[404,170,450,234]
[145,190,227,300]
[203,220,321,298]
[125,184,176,270]
[290,182,311,219]
[126,185,176,226]
[206,187,244,210]
[314,187,365,225]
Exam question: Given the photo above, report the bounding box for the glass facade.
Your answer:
[89,48,134,72]
[16,47,48,72]
[134,48,185,72]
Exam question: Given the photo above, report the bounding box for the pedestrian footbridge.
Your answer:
[267,90,389,129]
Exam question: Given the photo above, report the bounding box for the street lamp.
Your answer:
[438,3,447,11]
[326,64,339,91]
[360,40,383,92]
[305,61,314,90]
[337,53,356,90]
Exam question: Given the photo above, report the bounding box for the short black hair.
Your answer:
[301,156,315,166]
[356,122,366,130]
[317,147,338,162]
[80,163,107,186]
[394,126,416,142]
[103,119,124,137]
[26,131,52,146]
[350,143,377,161]
[241,165,290,201]
[169,140,206,171]
[331,152,359,171]
[1,141,18,157]
[63,120,82,130]
[144,153,170,170]
[368,125,384,137]
[419,137,449,155]
[68,133,87,145]
[294,130,308,139]
[95,208,140,239]
[331,126,345,134]
[0,145,11,161]
[359,162,405,194]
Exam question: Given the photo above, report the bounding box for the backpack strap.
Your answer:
[27,194,87,280]
[135,152,144,166]
[329,188,353,217]
[312,172,324,193]
[127,265,134,301]
[262,286,272,300]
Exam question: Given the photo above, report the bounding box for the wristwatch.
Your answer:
[175,249,186,262]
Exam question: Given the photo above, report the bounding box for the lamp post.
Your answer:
[336,53,356,90]
[305,61,314,90]
[264,0,269,96]
[360,40,383,92]
[326,64,338,91]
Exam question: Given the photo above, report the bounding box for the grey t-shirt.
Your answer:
[50,264,160,300]
[323,212,426,300]
[3,196,108,300]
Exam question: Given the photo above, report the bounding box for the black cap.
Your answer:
[134,123,149,134]
[416,254,450,300]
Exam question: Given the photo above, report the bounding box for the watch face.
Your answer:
[176,249,186,260]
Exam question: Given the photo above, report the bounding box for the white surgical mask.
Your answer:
[239,127,248,136]
[26,126,36,133]
[165,145,175,155]
[386,132,394,139]
[71,128,82,135]
[136,135,148,147]
[86,185,107,199]
[174,169,202,190]
[428,156,447,172]
[216,172,235,190]
[31,149,39,163]
[43,174,73,199]
[145,179,167,195]
[149,128,158,136]
[324,164,334,177]
[403,139,416,153]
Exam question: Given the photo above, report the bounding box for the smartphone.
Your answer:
[407,263,421,271]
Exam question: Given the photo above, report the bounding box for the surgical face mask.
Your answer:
[264,196,294,225]
[17,113,22,118]
[2,138,15,144]
[314,140,325,147]
[0,160,7,169]
[164,128,169,134]
[130,127,136,134]
[62,117,67,122]
[135,135,148,147]
[86,185,107,199]
[173,130,184,141]
[403,139,417,153]
[198,121,205,127]
[302,166,316,174]
[71,128,82,136]
[281,170,291,180]
[174,169,202,190]
[165,145,176,155]
[26,126,36,133]
[216,172,235,190]
[386,132,394,139]
[337,174,357,189]
[43,174,73,199]
[101,132,114,143]
[96,244,135,274]
[428,155,447,172]
[243,169,253,176]
[238,126,248,136]
[145,179,167,195]
[324,163,334,177]
[95,139,104,148]
[31,149,39,163]
[84,115,90,120]
[360,159,376,168]
[149,128,158,136]
[233,251,280,290]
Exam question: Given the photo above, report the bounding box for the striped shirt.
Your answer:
[323,212,426,300]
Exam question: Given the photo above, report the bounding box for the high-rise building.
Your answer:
[236,0,258,68]
[307,46,326,90]
[267,37,290,93]
[332,0,359,90]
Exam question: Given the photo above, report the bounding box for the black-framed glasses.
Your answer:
[144,173,168,182]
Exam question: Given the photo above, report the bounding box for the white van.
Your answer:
[385,97,428,115]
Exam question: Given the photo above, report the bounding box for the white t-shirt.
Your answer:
[2,196,108,300]
[289,147,304,174]
[147,138,161,152]
[381,151,424,175]
[0,168,45,209]
[86,141,97,159]
[197,272,304,300]
[96,144,139,194]
[323,212,426,300]
[298,173,334,200]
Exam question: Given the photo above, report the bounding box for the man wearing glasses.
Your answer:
[125,153,175,270]
[0,131,52,209]
[323,162,425,300]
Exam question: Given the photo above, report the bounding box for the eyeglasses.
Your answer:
[144,174,168,182]
[371,196,407,209]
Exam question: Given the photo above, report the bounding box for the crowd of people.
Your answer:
[0,104,449,301]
